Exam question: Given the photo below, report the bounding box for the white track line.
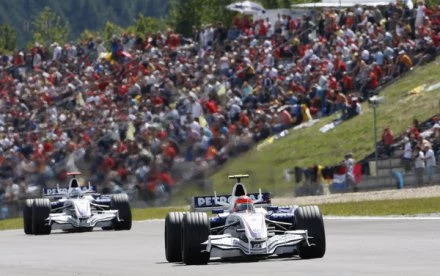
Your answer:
[325,216,440,220]
[135,215,440,223]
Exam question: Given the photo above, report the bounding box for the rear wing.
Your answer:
[228,174,249,181]
[192,192,271,212]
[43,185,97,198]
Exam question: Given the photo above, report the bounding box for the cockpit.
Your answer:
[234,196,254,213]
[234,183,246,197]
[70,178,79,188]
[68,177,81,198]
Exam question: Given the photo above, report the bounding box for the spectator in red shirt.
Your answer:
[381,127,394,157]
[369,69,379,91]
[239,111,250,128]
[340,72,353,94]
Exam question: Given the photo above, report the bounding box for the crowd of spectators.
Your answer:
[0,1,439,217]
[398,116,440,186]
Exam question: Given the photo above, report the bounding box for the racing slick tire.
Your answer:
[23,199,34,235]
[111,194,132,230]
[165,212,186,262]
[294,205,326,259]
[32,198,51,235]
[181,212,210,265]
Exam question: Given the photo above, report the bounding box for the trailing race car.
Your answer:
[165,174,326,265]
[23,172,132,235]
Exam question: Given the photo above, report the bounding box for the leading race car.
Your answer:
[164,174,326,265]
[23,172,132,235]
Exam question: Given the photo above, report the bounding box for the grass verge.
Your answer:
[208,58,440,195]
[319,197,440,216]
[1,197,439,231]
[131,206,189,220]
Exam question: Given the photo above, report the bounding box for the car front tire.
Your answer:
[165,212,186,262]
[111,194,132,230]
[294,205,326,259]
[32,198,51,235]
[23,199,34,235]
[181,212,210,265]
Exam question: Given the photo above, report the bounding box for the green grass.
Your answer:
[0,218,22,231]
[131,206,189,219]
[1,197,439,231]
[320,197,440,216]
[0,207,188,231]
[207,58,440,195]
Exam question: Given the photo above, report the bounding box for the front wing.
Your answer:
[47,210,118,230]
[204,230,309,259]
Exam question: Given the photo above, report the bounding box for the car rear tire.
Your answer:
[111,194,132,230]
[32,198,51,235]
[181,212,210,265]
[165,212,186,262]
[23,199,34,235]
[294,205,326,259]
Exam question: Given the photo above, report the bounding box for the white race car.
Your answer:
[165,174,326,265]
[23,172,132,235]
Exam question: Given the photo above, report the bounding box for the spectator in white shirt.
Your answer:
[414,146,425,186]
[402,136,413,172]
[51,42,62,61]
[424,146,436,185]
[190,94,203,119]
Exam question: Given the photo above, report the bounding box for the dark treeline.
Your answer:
[0,0,170,47]
[1,0,436,49]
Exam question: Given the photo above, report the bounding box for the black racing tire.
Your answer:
[164,212,186,262]
[294,205,326,259]
[80,227,94,232]
[181,212,210,265]
[23,199,34,235]
[32,198,51,235]
[111,194,132,230]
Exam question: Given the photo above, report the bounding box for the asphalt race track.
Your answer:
[1,217,439,276]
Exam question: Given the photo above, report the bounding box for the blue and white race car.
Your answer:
[164,174,326,265]
[23,172,132,235]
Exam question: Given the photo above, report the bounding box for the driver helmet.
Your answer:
[234,196,254,212]
[69,187,82,198]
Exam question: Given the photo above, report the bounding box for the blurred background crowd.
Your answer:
[1,1,439,218]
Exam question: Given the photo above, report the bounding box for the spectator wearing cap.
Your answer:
[190,92,203,120]
[396,50,413,74]
[402,136,413,173]
[414,145,425,186]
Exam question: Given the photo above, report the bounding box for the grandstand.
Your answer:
[1,1,439,217]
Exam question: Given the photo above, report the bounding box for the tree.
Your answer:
[128,14,167,35]
[169,0,203,36]
[32,7,70,46]
[424,0,437,8]
[102,21,124,46]
[79,29,99,42]
[279,0,292,8]
[0,24,17,51]
[260,0,280,9]
[200,0,235,27]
